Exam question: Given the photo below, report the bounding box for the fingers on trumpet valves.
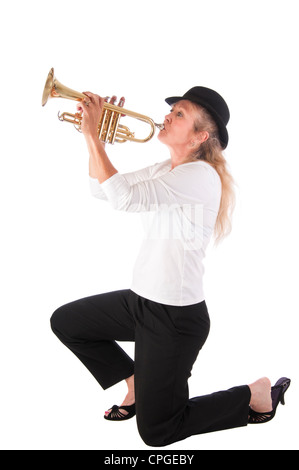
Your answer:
[105,95,126,116]
[109,95,117,105]
[118,96,126,116]
[80,93,125,108]
[78,93,126,118]
[103,95,115,104]
[105,95,125,106]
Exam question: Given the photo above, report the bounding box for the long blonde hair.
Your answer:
[190,103,236,244]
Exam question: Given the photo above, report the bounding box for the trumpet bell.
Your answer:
[42,68,55,106]
[42,67,86,107]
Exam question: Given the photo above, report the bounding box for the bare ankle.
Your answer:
[125,374,135,394]
[121,374,135,406]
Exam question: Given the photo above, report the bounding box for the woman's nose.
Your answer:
[165,112,171,123]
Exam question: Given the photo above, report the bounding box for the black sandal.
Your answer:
[104,403,136,421]
[248,377,291,424]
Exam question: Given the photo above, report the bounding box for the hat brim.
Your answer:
[165,96,228,149]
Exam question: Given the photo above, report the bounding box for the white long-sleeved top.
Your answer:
[89,159,221,306]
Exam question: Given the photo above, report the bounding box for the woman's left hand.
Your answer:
[76,92,105,138]
[76,94,125,140]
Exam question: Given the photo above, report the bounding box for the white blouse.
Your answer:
[89,159,221,306]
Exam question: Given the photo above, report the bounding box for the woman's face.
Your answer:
[158,100,199,150]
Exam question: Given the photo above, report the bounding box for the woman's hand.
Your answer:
[77,94,125,140]
[76,92,104,139]
[83,94,125,183]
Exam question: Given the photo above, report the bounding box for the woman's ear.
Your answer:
[191,131,209,148]
[199,131,209,144]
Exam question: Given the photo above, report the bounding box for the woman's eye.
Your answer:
[169,108,183,117]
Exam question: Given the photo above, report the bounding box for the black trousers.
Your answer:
[50,289,251,447]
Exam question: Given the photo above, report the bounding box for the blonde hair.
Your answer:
[190,103,236,244]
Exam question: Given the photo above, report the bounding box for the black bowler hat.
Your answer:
[165,86,230,149]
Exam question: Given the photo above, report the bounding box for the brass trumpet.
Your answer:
[42,68,163,144]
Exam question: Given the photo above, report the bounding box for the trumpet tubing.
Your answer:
[42,68,162,144]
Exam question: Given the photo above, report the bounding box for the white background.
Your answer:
[1,0,298,450]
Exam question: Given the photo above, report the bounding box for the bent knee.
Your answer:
[50,304,70,338]
[137,422,170,448]
[139,431,169,448]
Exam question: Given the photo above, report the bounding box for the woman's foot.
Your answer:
[249,377,272,413]
[248,377,291,424]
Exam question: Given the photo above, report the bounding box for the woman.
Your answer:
[50,86,290,447]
